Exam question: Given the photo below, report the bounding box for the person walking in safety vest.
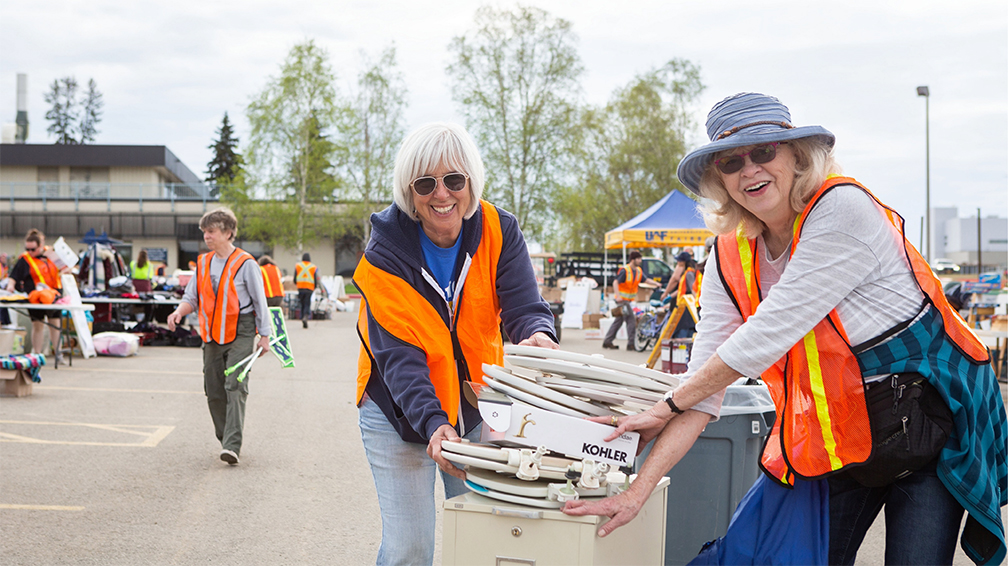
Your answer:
[354,122,558,566]
[658,251,699,339]
[166,208,271,467]
[602,250,659,351]
[294,253,325,329]
[6,228,69,362]
[564,93,1007,565]
[258,255,284,308]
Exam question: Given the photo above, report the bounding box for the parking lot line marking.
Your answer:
[54,368,202,376]
[36,385,202,395]
[0,504,85,511]
[0,421,176,447]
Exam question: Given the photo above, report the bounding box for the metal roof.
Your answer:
[0,143,205,188]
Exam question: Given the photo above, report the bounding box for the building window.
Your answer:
[37,166,59,197]
[70,167,110,198]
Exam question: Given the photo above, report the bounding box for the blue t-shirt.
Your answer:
[418,226,462,302]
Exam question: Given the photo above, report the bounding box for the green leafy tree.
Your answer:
[555,59,704,251]
[334,46,408,245]
[43,77,103,144]
[206,112,243,189]
[446,5,584,239]
[245,39,341,253]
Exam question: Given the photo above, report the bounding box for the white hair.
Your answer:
[392,122,485,219]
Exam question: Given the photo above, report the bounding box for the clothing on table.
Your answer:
[354,200,555,565]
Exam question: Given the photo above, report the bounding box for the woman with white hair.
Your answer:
[564,93,1006,565]
[353,122,558,565]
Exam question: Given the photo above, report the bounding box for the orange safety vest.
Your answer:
[21,249,62,290]
[294,262,317,290]
[196,248,255,345]
[616,264,643,301]
[716,176,989,486]
[677,267,699,297]
[354,200,505,427]
[260,264,283,299]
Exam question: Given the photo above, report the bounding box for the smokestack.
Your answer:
[15,73,28,143]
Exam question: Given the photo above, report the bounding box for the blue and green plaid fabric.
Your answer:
[857,303,1007,565]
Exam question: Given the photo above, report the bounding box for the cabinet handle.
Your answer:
[491,507,542,519]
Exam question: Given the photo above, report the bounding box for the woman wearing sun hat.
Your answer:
[564,93,1006,564]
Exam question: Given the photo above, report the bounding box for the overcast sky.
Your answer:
[2,0,1005,245]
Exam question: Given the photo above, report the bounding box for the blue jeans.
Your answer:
[359,397,481,566]
[828,460,964,565]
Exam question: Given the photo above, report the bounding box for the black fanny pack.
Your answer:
[846,372,954,488]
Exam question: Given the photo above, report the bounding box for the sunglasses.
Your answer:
[714,142,786,175]
[410,172,468,196]
[24,245,38,252]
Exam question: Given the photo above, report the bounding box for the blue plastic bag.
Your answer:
[689,475,829,565]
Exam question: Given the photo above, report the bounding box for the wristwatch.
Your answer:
[663,389,685,415]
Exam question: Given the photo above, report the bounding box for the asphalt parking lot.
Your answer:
[1,305,1002,565]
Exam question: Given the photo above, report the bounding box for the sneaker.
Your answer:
[302,320,308,329]
[54,353,66,366]
[602,343,618,350]
[220,449,239,465]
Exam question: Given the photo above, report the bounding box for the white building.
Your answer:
[931,206,1007,269]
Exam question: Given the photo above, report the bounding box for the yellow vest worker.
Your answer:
[294,253,322,328]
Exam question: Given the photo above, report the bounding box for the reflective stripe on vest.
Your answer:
[295,262,316,289]
[716,176,989,486]
[196,248,255,345]
[21,250,61,290]
[354,200,505,426]
[617,265,642,300]
[260,264,283,298]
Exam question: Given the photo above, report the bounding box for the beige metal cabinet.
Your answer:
[442,477,669,565]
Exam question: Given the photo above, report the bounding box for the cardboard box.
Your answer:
[478,394,640,468]
[636,283,659,302]
[581,313,605,329]
[0,330,13,356]
[0,368,33,397]
[539,285,563,304]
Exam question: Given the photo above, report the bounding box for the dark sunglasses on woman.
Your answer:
[410,172,468,196]
[715,142,787,175]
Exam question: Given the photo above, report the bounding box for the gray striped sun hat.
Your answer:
[676,92,835,195]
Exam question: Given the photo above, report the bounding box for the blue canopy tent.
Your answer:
[603,191,713,276]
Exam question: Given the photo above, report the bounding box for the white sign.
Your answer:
[478,398,640,468]
[60,274,95,358]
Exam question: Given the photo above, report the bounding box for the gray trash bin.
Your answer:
[637,381,775,565]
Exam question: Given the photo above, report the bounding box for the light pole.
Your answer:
[917,86,930,262]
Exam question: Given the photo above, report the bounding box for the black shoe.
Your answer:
[602,343,618,350]
[302,320,308,329]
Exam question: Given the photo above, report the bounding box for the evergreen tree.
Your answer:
[44,76,104,144]
[206,112,243,184]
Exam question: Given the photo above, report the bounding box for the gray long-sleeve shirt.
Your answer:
[181,252,271,337]
[683,184,923,419]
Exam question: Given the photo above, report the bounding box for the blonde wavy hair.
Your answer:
[697,137,841,238]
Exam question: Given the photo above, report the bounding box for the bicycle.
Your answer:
[633,296,673,352]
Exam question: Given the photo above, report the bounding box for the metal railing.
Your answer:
[3,182,219,212]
